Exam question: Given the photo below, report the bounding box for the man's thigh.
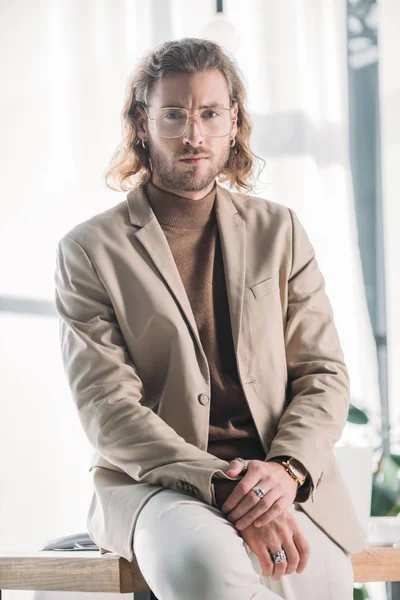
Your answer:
[132,488,280,600]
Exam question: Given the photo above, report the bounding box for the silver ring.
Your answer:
[253,486,266,499]
[234,457,248,473]
[270,549,287,564]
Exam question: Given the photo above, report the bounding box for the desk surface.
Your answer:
[0,547,399,591]
[0,551,147,593]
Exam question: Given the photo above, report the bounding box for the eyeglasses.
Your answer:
[140,104,237,138]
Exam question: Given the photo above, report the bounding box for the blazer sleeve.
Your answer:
[54,235,241,506]
[265,208,350,500]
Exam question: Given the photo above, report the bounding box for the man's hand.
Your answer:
[221,459,298,531]
[238,508,310,580]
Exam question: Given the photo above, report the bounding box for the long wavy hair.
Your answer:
[105,38,265,194]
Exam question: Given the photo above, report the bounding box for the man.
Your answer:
[54,38,366,599]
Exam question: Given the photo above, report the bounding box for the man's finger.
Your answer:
[254,498,285,527]
[269,543,287,580]
[221,472,260,513]
[226,458,245,476]
[293,530,311,573]
[281,536,300,575]
[257,545,274,578]
[234,489,281,530]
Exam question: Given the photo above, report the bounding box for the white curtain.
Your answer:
[0,2,382,599]
[378,0,400,450]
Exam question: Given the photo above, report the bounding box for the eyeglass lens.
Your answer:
[154,108,233,138]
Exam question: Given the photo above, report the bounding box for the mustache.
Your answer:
[179,153,209,159]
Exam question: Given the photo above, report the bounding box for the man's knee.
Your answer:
[161,539,231,600]
[134,494,270,599]
[158,539,271,600]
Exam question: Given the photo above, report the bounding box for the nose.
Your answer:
[182,114,204,145]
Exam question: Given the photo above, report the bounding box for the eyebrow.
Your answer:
[159,102,226,109]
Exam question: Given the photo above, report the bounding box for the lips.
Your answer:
[180,157,208,164]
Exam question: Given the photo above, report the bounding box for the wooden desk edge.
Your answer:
[0,547,399,589]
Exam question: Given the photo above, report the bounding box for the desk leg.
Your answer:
[387,582,400,600]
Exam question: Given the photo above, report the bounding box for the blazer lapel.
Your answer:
[126,185,203,354]
[126,183,246,359]
[214,185,246,356]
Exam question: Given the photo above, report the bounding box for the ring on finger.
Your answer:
[270,549,287,565]
[253,486,267,499]
[234,457,248,473]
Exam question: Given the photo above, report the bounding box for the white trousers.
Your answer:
[132,488,354,600]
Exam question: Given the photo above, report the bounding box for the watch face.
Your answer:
[289,459,306,480]
[291,466,303,478]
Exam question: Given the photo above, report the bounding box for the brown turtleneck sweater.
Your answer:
[144,179,267,509]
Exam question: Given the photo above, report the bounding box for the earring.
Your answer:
[230,137,236,148]
[142,139,148,149]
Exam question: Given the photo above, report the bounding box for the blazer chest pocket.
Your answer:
[249,273,279,299]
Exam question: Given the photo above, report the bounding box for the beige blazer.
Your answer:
[54,183,367,562]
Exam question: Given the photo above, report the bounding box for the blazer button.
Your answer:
[198,393,210,406]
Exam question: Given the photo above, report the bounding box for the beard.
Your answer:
[147,138,231,192]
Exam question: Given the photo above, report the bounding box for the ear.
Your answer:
[134,104,149,141]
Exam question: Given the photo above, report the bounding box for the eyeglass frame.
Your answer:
[138,102,238,139]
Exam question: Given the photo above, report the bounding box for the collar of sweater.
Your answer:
[144,179,217,229]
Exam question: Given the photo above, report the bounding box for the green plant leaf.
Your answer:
[353,583,369,599]
[371,478,399,516]
[390,454,400,468]
[379,455,400,487]
[386,501,400,517]
[347,403,369,424]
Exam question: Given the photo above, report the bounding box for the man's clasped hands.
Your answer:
[219,458,311,581]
